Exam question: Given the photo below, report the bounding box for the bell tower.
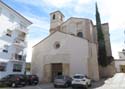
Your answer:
[50,11,64,33]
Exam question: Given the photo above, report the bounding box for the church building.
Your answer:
[31,10,113,82]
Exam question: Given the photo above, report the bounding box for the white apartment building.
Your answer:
[0,1,32,79]
[115,49,125,72]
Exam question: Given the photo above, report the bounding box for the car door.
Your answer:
[3,75,12,85]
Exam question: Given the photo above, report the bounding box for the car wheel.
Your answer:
[34,82,38,85]
[88,83,92,87]
[22,83,26,87]
[64,83,68,88]
[54,84,57,88]
[11,82,16,88]
[85,84,88,89]
[71,85,76,89]
[26,82,29,85]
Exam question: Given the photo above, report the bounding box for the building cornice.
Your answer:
[0,1,32,25]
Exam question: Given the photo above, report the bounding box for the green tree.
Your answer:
[95,3,108,66]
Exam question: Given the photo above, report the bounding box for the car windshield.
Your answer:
[56,76,64,79]
[73,75,84,79]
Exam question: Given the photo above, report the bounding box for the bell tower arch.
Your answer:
[50,11,64,33]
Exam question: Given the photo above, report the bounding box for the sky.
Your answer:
[2,0,125,62]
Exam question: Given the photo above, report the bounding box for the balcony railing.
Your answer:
[13,41,27,48]
[16,36,25,42]
[10,53,25,61]
[10,24,29,33]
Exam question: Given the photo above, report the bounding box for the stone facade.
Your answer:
[31,11,113,82]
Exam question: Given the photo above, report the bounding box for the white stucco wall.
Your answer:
[115,60,125,72]
[32,31,90,81]
[0,61,25,79]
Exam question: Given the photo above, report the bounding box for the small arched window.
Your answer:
[53,14,55,20]
[77,32,83,38]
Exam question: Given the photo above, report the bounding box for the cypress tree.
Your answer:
[95,3,108,66]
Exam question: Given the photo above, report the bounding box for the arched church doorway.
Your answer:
[51,63,62,82]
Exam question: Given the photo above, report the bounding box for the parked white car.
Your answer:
[71,74,91,89]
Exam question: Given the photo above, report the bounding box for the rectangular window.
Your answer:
[6,29,12,37]
[6,33,11,37]
[0,63,7,71]
[3,49,8,53]
[13,64,22,72]
[15,54,22,60]
[18,55,22,60]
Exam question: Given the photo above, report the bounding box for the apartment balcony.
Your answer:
[10,24,29,33]
[1,29,12,42]
[10,53,25,62]
[13,41,27,48]
[16,35,25,42]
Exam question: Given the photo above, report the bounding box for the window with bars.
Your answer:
[0,63,7,71]
[15,54,22,60]
[13,64,22,72]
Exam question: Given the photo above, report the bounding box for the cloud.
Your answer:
[74,0,93,14]
[14,0,95,16]
[14,0,73,8]
[42,0,73,8]
[97,0,125,30]
[26,18,49,64]
[29,18,49,30]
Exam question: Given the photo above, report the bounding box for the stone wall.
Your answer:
[88,43,99,81]
[63,64,69,76]
[99,61,116,78]
[43,64,51,83]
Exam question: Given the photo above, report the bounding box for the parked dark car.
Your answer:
[53,75,72,88]
[26,75,39,85]
[0,74,26,87]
